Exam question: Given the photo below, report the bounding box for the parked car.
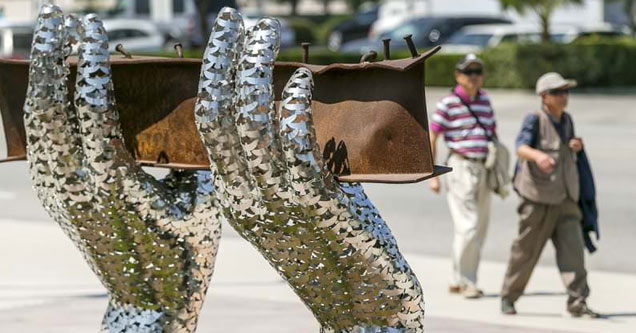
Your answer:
[341,16,511,54]
[551,23,631,43]
[441,23,631,54]
[327,3,378,51]
[368,0,428,38]
[0,21,33,59]
[441,24,541,54]
[103,19,165,53]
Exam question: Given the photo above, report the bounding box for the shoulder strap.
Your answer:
[563,112,576,138]
[454,93,492,141]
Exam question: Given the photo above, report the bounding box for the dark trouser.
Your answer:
[501,198,590,309]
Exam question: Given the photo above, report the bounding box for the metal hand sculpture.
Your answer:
[25,5,220,332]
[194,8,425,332]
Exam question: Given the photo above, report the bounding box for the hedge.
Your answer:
[286,18,317,44]
[276,48,464,87]
[153,40,636,89]
[481,41,636,88]
[286,15,352,46]
[278,41,636,88]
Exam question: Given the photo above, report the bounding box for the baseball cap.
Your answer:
[535,72,577,94]
[456,53,483,71]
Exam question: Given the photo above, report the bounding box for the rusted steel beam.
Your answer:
[0,46,448,183]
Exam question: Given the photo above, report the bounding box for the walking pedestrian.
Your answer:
[428,54,497,299]
[500,72,600,318]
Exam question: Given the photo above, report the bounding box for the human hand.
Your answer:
[194,8,425,331]
[429,177,441,194]
[569,137,583,153]
[24,5,220,331]
[535,152,556,173]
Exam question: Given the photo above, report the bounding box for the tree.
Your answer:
[276,0,301,16]
[500,0,584,43]
[349,0,380,12]
[194,0,210,47]
[323,0,331,15]
[606,0,636,34]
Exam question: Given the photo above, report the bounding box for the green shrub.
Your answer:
[481,43,526,89]
[314,15,353,46]
[480,41,636,88]
[278,48,361,64]
[424,53,463,87]
[281,15,352,46]
[287,18,317,44]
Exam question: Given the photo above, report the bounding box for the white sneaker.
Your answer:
[462,286,484,299]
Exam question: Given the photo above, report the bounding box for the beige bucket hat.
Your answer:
[536,72,577,94]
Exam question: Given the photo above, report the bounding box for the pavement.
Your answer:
[1,88,635,332]
[0,219,635,332]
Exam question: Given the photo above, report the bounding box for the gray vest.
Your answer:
[514,110,579,204]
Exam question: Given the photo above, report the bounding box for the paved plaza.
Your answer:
[1,88,635,331]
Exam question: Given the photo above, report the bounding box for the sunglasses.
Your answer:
[547,88,570,96]
[460,68,484,76]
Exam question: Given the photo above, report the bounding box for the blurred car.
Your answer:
[441,24,541,54]
[551,23,631,43]
[103,19,165,53]
[327,3,378,51]
[0,21,33,59]
[341,16,511,54]
[369,0,428,38]
[106,0,238,48]
[241,8,295,49]
[441,23,631,54]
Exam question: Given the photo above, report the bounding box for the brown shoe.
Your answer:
[448,285,463,294]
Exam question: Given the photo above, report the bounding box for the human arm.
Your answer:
[427,101,449,194]
[517,144,555,173]
[515,113,555,173]
[428,130,441,193]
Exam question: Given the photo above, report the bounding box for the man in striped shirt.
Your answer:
[428,54,497,299]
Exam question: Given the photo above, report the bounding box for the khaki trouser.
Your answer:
[501,198,590,308]
[445,154,491,288]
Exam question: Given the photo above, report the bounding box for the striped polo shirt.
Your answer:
[430,85,497,159]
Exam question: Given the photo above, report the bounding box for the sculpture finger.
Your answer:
[24,5,90,211]
[278,67,335,203]
[194,8,263,219]
[74,14,137,181]
[24,5,66,206]
[235,18,288,208]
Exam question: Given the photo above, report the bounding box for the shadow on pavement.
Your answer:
[602,312,636,318]
[481,291,567,298]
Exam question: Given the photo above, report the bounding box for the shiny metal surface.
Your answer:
[194,8,425,332]
[24,5,220,332]
[23,4,427,332]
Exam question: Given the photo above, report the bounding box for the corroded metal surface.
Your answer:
[193,8,425,331]
[0,44,444,184]
[24,5,220,331]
